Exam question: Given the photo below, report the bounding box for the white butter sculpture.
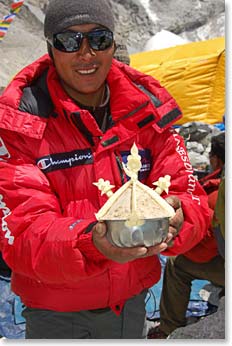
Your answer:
[93,143,175,227]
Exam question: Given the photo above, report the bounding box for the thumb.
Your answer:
[165,196,181,210]
[93,222,107,237]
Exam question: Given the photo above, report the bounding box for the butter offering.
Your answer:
[93,143,175,225]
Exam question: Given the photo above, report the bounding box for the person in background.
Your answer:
[0,0,210,339]
[148,131,225,339]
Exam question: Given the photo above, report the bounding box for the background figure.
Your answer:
[148,131,225,339]
[0,0,210,339]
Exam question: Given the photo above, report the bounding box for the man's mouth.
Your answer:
[76,67,97,75]
[78,68,97,74]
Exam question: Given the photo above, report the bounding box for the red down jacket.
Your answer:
[183,169,222,263]
[0,55,210,314]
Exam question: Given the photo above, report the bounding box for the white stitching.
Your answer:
[0,194,14,245]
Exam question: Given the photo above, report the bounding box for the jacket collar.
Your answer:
[0,55,182,141]
[46,60,152,123]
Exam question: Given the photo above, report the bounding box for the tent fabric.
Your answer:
[130,37,225,125]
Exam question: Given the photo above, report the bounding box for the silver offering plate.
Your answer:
[106,217,169,247]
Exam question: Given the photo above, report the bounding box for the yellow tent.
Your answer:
[130,37,225,125]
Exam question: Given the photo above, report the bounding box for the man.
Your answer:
[148,132,225,339]
[0,0,210,339]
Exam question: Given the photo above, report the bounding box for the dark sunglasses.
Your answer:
[48,29,114,53]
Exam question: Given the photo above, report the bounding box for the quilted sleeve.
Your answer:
[0,159,110,285]
[147,128,210,256]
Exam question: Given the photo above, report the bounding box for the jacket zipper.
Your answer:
[115,153,126,185]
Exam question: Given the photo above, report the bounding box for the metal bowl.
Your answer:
[105,218,169,248]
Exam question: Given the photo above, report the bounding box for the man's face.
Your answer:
[209,154,222,171]
[51,24,115,103]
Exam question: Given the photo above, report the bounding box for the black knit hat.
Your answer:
[44,0,115,40]
[210,132,225,163]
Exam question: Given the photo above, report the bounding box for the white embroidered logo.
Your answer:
[0,136,10,161]
[37,153,92,171]
[0,194,14,245]
[173,132,201,205]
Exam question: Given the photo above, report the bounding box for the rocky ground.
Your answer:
[169,296,225,339]
[0,0,225,88]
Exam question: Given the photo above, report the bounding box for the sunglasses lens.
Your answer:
[53,32,82,52]
[52,29,113,52]
[88,30,113,51]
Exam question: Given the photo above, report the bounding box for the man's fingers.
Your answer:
[92,224,149,263]
[145,242,168,256]
[111,246,148,263]
[92,221,172,263]
[169,207,184,233]
[93,222,107,237]
[165,196,181,209]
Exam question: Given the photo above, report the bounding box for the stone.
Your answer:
[168,296,225,339]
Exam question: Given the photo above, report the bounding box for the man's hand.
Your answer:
[164,196,184,246]
[92,222,168,264]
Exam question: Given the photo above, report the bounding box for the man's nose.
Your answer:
[78,38,96,57]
